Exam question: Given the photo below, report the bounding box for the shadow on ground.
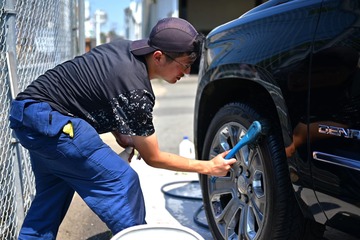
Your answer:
[86,231,112,240]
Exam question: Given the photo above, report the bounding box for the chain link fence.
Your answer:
[0,0,84,238]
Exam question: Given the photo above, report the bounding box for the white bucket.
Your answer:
[111,224,205,240]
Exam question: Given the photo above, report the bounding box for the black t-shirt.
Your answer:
[17,39,155,136]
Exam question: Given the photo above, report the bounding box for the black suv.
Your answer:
[194,0,360,239]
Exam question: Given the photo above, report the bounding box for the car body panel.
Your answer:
[308,0,360,234]
[194,0,360,237]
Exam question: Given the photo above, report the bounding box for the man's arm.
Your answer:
[132,133,235,177]
[112,131,134,148]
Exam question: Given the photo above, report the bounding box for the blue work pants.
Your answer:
[9,99,146,239]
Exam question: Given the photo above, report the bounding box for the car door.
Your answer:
[309,0,360,235]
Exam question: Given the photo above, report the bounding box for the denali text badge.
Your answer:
[318,124,360,139]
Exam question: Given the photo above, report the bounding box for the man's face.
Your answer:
[159,52,195,84]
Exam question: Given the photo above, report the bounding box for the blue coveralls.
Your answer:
[9,99,146,239]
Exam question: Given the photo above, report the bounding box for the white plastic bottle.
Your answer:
[119,147,133,163]
[179,136,195,159]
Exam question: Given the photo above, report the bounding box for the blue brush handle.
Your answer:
[225,121,262,159]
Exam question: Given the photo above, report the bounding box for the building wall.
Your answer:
[125,0,264,39]
[126,1,142,40]
[183,0,259,34]
[142,0,178,38]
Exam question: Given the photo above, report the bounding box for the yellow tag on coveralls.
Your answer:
[62,122,74,138]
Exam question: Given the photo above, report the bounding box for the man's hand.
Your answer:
[208,151,236,177]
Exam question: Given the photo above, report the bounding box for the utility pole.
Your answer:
[94,9,107,46]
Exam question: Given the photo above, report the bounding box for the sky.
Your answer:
[88,0,132,36]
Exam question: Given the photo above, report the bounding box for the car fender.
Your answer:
[195,63,292,159]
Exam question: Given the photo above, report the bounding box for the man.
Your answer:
[9,17,236,239]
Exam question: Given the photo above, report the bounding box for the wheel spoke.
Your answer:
[222,198,240,224]
[219,124,232,150]
[208,174,235,196]
[236,204,260,240]
[249,193,264,226]
[248,150,263,172]
[238,203,248,239]
[217,198,243,239]
[230,125,243,148]
[245,205,258,239]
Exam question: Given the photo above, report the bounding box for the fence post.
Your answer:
[4,0,26,237]
[71,0,85,57]
[78,0,86,55]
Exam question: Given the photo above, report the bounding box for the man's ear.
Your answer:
[153,50,164,64]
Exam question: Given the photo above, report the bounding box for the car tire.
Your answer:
[199,102,324,240]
